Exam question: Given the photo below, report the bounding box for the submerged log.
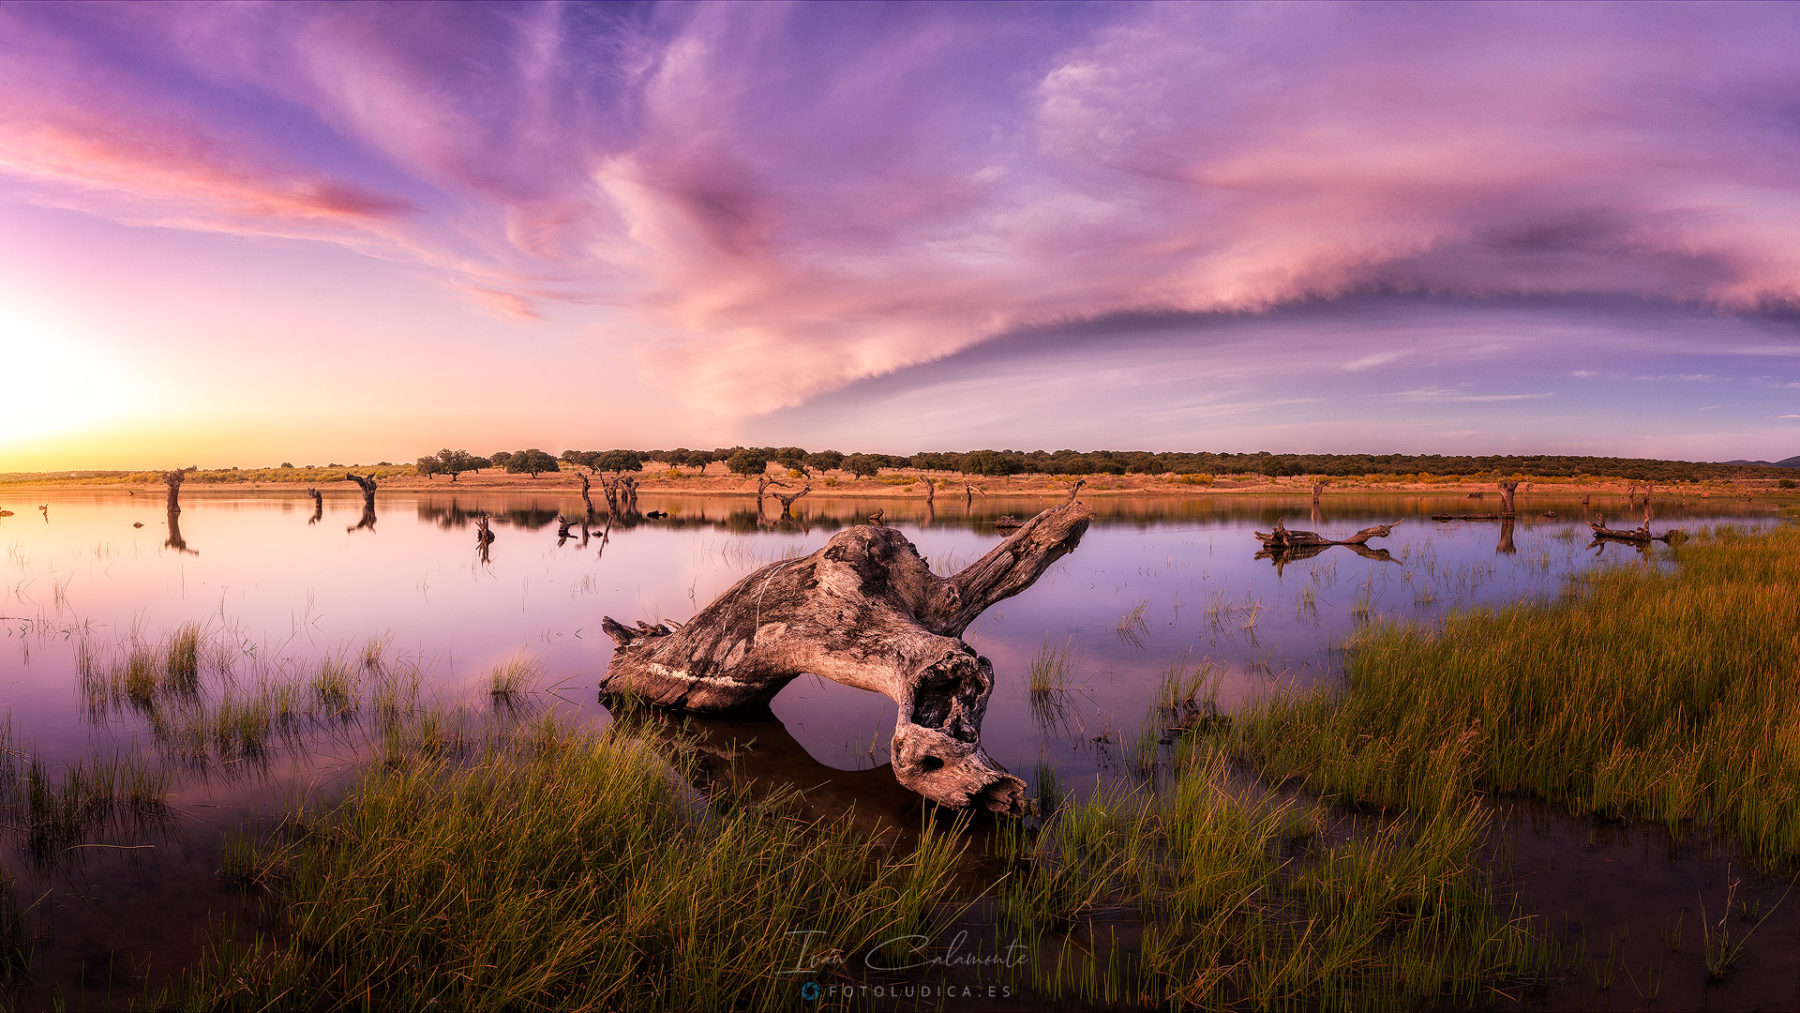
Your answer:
[1254,518,1400,549]
[993,515,1023,530]
[1431,513,1501,522]
[599,499,1093,816]
[1590,505,1679,543]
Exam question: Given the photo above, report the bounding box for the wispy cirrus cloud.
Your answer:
[1384,386,1553,404]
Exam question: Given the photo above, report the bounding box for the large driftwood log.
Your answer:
[600,499,1094,816]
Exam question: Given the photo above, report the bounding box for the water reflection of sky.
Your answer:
[0,489,1775,788]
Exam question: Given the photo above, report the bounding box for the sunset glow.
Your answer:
[1,2,1797,468]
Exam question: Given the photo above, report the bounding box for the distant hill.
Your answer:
[1726,456,1800,468]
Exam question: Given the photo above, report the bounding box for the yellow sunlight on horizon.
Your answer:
[0,295,149,463]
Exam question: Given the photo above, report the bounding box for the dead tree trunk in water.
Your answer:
[1312,480,1326,504]
[306,487,323,525]
[344,473,378,533]
[164,470,194,553]
[773,484,810,518]
[601,499,1094,816]
[1255,518,1400,549]
[345,473,377,508]
[475,514,494,563]
[1498,480,1520,518]
[755,475,789,515]
[579,474,596,520]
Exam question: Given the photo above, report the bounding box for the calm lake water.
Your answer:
[0,487,1780,1003]
[1,488,1771,780]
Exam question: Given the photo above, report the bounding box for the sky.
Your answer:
[1,1,1797,470]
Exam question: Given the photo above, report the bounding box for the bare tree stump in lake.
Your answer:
[345,473,377,508]
[600,499,1094,816]
[579,474,596,519]
[163,470,185,516]
[597,474,641,518]
[773,484,810,518]
[1312,480,1326,504]
[1498,480,1520,518]
[344,474,378,533]
[306,487,323,525]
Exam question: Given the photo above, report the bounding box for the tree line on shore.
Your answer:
[405,446,1794,483]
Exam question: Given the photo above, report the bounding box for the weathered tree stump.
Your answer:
[344,473,378,532]
[163,470,185,516]
[598,474,640,517]
[305,487,323,525]
[579,474,596,519]
[1498,480,1520,518]
[600,499,1094,816]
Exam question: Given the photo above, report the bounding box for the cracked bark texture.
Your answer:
[600,499,1093,816]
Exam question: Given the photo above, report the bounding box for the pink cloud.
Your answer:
[5,3,1800,421]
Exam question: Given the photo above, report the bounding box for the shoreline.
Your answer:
[4,470,1795,501]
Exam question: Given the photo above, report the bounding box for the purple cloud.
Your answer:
[3,1,1799,432]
